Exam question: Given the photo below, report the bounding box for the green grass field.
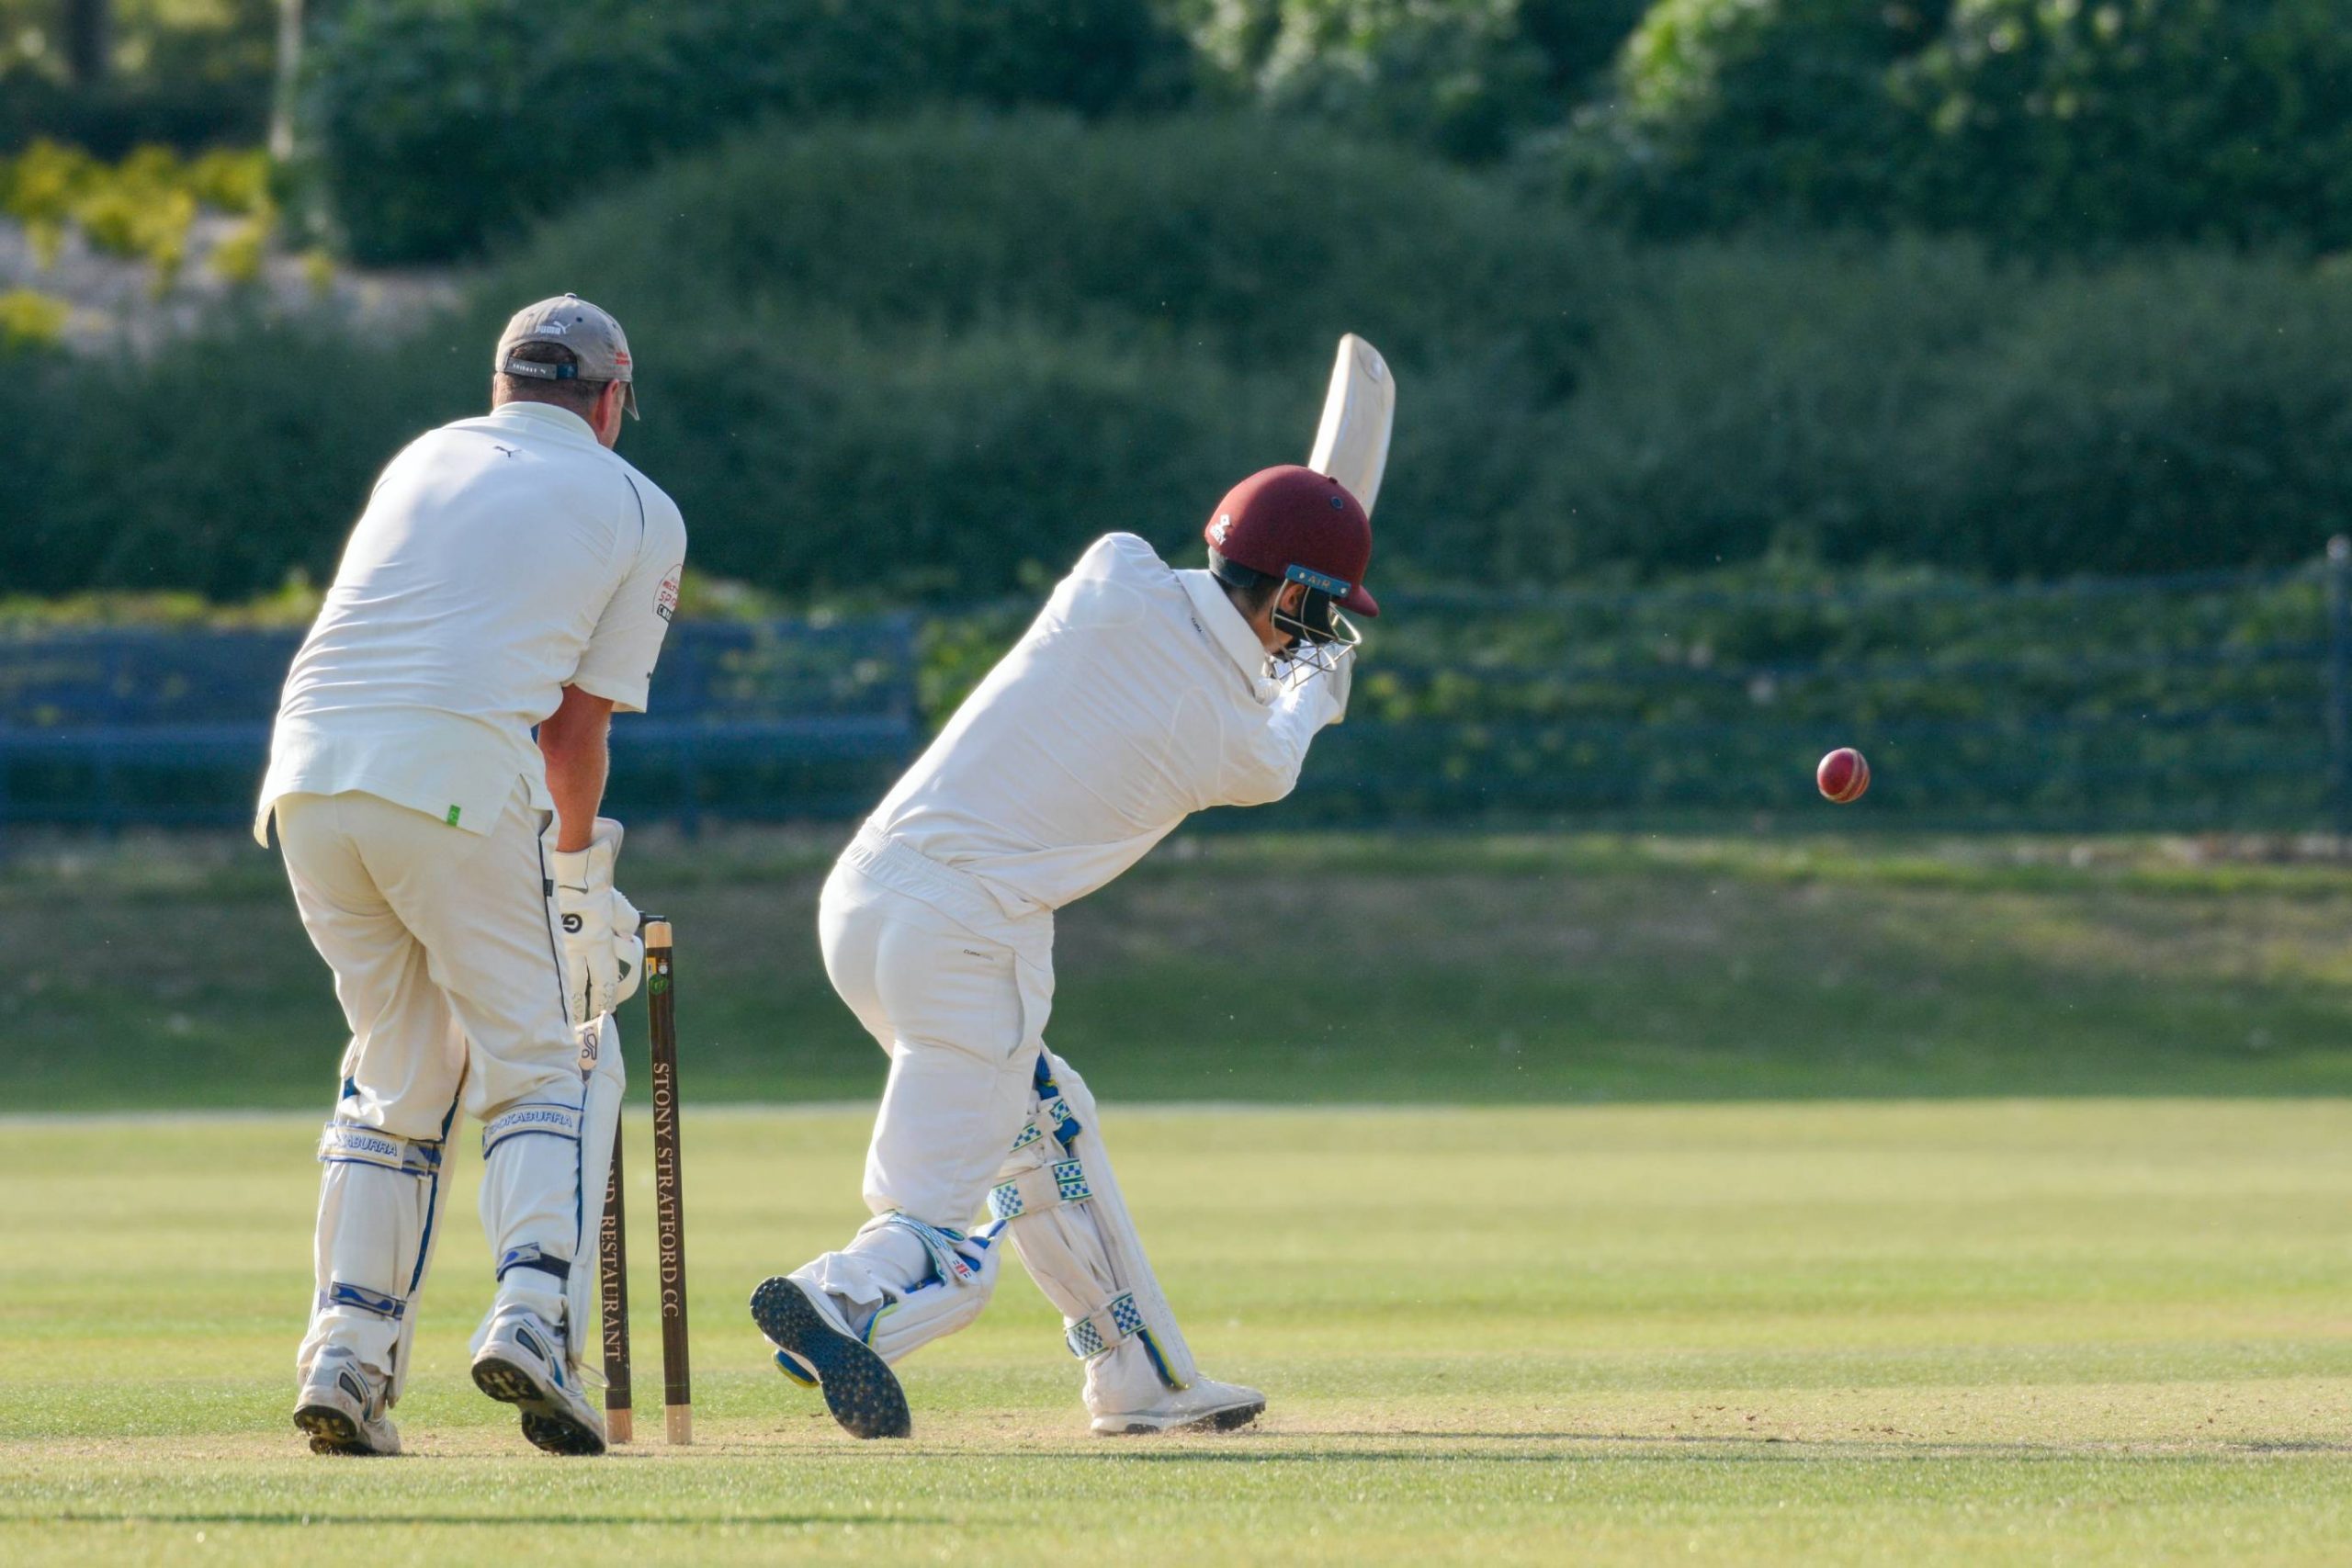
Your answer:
[5,831,2349,1561]
[6,829,2352,1108]
[3,1100,2349,1564]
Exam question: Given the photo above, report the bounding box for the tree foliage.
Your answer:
[0,0,276,152]
[1567,0,2352,251]
[1179,0,1646,159]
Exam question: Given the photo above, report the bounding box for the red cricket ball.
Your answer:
[1817,747,1871,804]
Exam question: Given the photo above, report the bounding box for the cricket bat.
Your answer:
[1307,333,1396,518]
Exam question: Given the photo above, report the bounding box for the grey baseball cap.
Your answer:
[495,293,639,419]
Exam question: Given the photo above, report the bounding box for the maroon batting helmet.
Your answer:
[1203,466,1379,618]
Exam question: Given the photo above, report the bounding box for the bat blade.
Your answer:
[1306,333,1396,518]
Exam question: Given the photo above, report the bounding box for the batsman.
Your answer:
[753,341,1394,1438]
[258,296,682,1457]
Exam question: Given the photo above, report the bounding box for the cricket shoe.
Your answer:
[293,1348,401,1456]
[749,1275,911,1439]
[470,1305,606,1456]
[1091,1376,1266,1437]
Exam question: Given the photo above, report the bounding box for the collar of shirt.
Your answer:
[484,400,601,448]
[1175,567,1274,703]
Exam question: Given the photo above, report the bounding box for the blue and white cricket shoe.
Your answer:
[293,1348,401,1456]
[470,1305,606,1456]
[1091,1375,1266,1437]
[750,1276,911,1439]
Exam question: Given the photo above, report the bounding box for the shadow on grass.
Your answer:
[35,1511,949,1528]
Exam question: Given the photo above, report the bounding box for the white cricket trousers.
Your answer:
[802,830,1193,1417]
[275,782,585,1385]
[819,829,1056,1232]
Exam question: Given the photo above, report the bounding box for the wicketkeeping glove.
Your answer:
[547,817,645,1024]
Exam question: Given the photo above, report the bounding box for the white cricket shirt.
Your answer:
[255,401,687,843]
[866,532,1348,913]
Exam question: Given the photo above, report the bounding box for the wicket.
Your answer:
[598,917,694,1445]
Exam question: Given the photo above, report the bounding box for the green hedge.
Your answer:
[472,114,1606,378]
[1533,235,2008,578]
[16,114,2352,602]
[1567,0,2352,251]
[377,113,1619,599]
[309,0,1189,263]
[16,310,475,599]
[1547,242,2352,580]
[1913,255,2352,576]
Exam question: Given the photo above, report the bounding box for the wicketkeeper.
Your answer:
[753,465,1374,1438]
[259,296,683,1457]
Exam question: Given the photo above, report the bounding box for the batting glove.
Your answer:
[548,818,644,1023]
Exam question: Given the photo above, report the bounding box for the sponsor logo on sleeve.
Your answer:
[655,567,681,623]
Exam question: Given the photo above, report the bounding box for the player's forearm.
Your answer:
[539,686,616,852]
[542,740,609,852]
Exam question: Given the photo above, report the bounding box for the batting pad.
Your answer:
[995,1051,1197,1399]
[473,1085,587,1346]
[303,1120,447,1404]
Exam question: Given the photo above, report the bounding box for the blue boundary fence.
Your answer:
[0,615,922,836]
[5,549,2349,836]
